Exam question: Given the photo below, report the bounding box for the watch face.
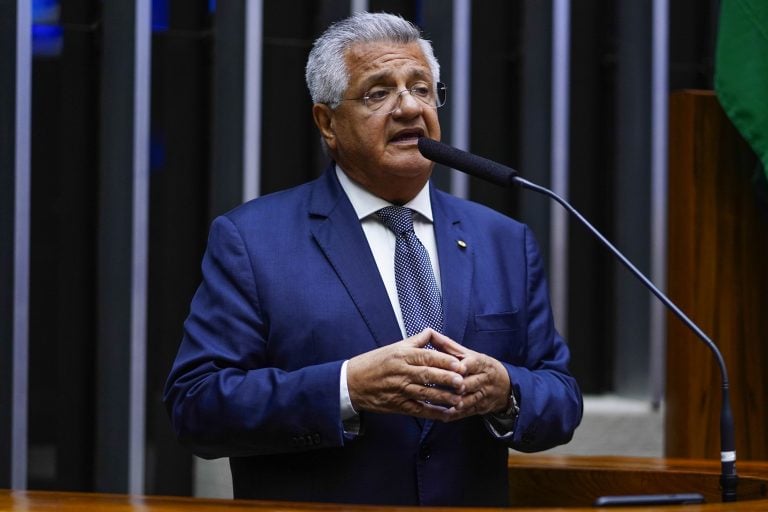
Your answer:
[502,392,519,417]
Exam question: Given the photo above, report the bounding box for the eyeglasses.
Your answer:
[342,82,447,115]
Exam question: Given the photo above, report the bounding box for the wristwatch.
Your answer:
[498,389,520,419]
[485,389,520,438]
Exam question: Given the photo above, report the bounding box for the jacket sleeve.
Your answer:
[502,226,583,452]
[162,215,346,459]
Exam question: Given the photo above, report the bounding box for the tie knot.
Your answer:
[376,206,414,236]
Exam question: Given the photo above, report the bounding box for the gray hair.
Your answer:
[305,12,441,108]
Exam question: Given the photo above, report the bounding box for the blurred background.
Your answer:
[1,0,738,499]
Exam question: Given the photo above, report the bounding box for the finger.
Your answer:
[396,365,466,401]
[453,389,488,415]
[403,329,436,349]
[402,382,463,407]
[406,345,464,374]
[424,329,469,358]
[400,391,490,421]
[460,365,509,404]
[454,378,511,416]
[454,351,490,375]
[462,361,496,386]
[435,370,466,393]
[458,352,506,383]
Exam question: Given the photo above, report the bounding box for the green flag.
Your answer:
[715,0,768,180]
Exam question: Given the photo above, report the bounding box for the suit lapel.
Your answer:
[432,188,473,345]
[308,167,403,347]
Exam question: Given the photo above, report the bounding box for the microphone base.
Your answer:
[721,472,739,502]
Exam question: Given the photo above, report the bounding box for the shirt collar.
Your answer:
[335,164,434,223]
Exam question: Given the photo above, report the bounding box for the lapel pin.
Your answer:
[457,240,467,249]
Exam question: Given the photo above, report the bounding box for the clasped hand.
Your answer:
[346,329,511,422]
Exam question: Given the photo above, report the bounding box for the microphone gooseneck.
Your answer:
[418,138,739,503]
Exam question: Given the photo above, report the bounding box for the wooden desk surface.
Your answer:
[2,455,767,511]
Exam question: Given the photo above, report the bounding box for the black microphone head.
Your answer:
[417,137,517,187]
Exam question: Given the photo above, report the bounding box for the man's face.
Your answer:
[313,41,442,203]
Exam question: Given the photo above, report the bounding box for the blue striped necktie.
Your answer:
[376,206,444,342]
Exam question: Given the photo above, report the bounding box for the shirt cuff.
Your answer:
[340,360,361,436]
[483,414,517,440]
[483,389,520,440]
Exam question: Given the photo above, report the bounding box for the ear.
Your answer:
[312,103,337,151]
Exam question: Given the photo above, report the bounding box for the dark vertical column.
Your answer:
[566,0,615,393]
[369,0,415,20]
[307,1,352,170]
[420,0,454,193]
[145,0,211,496]
[28,40,64,491]
[260,1,321,194]
[0,0,18,488]
[53,0,100,490]
[468,0,522,219]
[518,0,553,257]
[611,0,652,396]
[97,0,150,493]
[0,0,30,490]
[210,0,246,217]
[668,0,719,89]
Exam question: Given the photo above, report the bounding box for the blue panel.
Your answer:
[32,0,61,56]
[33,0,58,23]
[150,130,167,173]
[152,0,169,32]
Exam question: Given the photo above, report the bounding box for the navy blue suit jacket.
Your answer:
[163,166,582,506]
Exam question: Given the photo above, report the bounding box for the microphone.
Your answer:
[418,137,739,503]
[418,137,518,187]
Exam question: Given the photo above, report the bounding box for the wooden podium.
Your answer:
[665,91,768,461]
[2,455,768,510]
[507,455,768,508]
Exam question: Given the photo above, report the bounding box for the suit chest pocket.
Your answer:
[467,311,526,363]
[474,311,519,332]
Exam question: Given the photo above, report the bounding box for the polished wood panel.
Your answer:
[2,455,768,510]
[507,455,768,507]
[666,90,768,460]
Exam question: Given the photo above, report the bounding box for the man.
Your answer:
[164,12,582,507]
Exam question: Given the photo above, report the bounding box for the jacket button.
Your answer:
[419,444,431,461]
